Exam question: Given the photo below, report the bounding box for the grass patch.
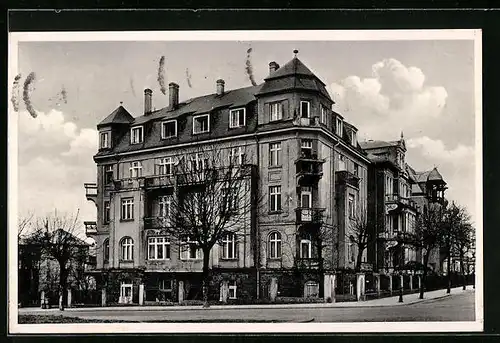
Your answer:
[19,315,130,324]
[19,315,289,324]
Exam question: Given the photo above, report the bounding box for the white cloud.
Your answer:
[406,136,474,165]
[17,109,98,223]
[330,58,448,140]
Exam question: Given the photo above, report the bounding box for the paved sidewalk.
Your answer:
[19,286,474,314]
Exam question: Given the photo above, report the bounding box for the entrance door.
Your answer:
[301,187,312,221]
[120,283,133,304]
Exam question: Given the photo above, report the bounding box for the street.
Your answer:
[20,289,475,323]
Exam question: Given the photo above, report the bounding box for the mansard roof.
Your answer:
[98,106,134,127]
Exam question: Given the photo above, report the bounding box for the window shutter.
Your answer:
[239,110,245,126]
[281,100,289,119]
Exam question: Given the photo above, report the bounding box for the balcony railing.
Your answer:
[84,221,97,236]
[144,216,172,230]
[295,258,322,269]
[385,194,417,209]
[293,116,320,127]
[360,262,373,272]
[144,175,176,189]
[335,170,360,188]
[295,207,325,224]
[84,183,98,202]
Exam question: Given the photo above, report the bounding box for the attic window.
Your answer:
[229,108,246,128]
[130,126,144,144]
[351,131,357,147]
[336,117,343,137]
[320,105,328,125]
[100,132,110,149]
[161,120,177,139]
[300,101,310,118]
[270,102,283,121]
[193,114,210,134]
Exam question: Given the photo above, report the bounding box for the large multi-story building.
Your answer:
[84,52,446,305]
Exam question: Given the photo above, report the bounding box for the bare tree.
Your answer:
[347,209,374,272]
[29,210,89,310]
[412,202,444,299]
[450,208,474,290]
[18,212,34,239]
[163,143,258,307]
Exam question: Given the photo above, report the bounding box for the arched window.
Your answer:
[222,232,237,259]
[268,232,282,259]
[120,237,134,261]
[103,238,110,262]
[300,234,312,259]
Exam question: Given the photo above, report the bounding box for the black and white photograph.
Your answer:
[8,29,483,333]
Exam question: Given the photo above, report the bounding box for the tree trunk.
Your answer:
[355,245,364,272]
[202,248,210,308]
[58,263,68,311]
[420,252,430,300]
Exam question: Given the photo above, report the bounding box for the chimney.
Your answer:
[269,61,279,74]
[144,88,152,114]
[169,82,179,109]
[216,79,225,96]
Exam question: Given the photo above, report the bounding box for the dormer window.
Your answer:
[161,120,177,139]
[320,105,328,125]
[229,108,246,128]
[270,102,283,121]
[351,131,357,147]
[300,101,310,118]
[193,114,210,134]
[130,126,144,144]
[336,117,343,137]
[100,132,110,149]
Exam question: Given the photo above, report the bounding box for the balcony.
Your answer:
[295,258,322,269]
[335,170,360,189]
[296,154,325,185]
[115,178,145,190]
[385,194,417,210]
[144,216,172,230]
[360,262,373,272]
[295,207,325,225]
[293,116,320,127]
[144,175,176,189]
[84,183,97,203]
[84,221,97,236]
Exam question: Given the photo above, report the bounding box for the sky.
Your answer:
[13,38,477,232]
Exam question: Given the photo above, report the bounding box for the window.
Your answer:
[300,235,312,259]
[193,114,210,134]
[269,186,282,212]
[104,165,114,184]
[268,232,282,259]
[300,101,310,118]
[180,236,201,260]
[129,161,142,178]
[338,155,346,171]
[222,232,237,259]
[228,281,237,299]
[229,108,246,128]
[270,102,283,121]
[269,142,282,167]
[223,188,238,212]
[353,163,359,177]
[121,198,134,220]
[320,105,328,125]
[100,132,110,149]
[159,195,172,218]
[351,131,357,146]
[190,153,207,172]
[161,120,177,139]
[130,126,144,144]
[103,239,109,262]
[336,117,343,136]
[301,139,313,158]
[348,194,355,218]
[103,200,110,224]
[148,236,170,260]
[348,240,355,262]
[386,175,393,195]
[229,147,245,165]
[120,237,134,261]
[304,281,319,298]
[158,157,175,176]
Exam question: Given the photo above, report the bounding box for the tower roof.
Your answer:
[257,57,332,100]
[98,105,134,127]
